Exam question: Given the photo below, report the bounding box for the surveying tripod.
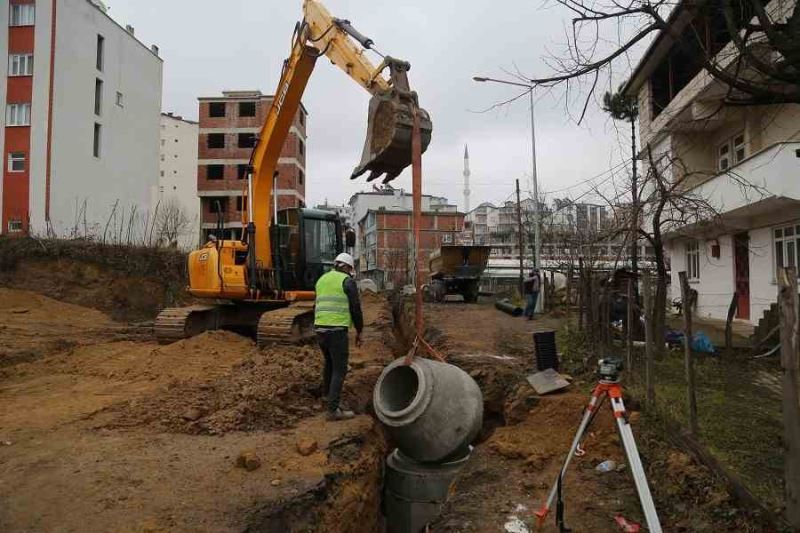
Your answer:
[535,360,662,533]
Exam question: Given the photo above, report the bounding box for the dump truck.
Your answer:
[428,245,491,303]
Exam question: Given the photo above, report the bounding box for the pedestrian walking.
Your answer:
[523,269,541,320]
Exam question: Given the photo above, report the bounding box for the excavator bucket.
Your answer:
[351,59,432,184]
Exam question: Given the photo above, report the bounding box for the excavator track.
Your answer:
[154,305,219,344]
[257,302,316,348]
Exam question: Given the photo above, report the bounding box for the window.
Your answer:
[8,54,33,76]
[96,35,104,71]
[116,91,124,107]
[686,240,700,280]
[207,133,225,149]
[7,152,25,172]
[237,132,256,148]
[6,103,31,126]
[208,102,226,118]
[299,110,305,127]
[10,4,35,26]
[298,170,304,185]
[298,139,305,157]
[718,132,746,171]
[236,196,244,211]
[718,143,730,171]
[161,139,165,146]
[774,225,800,274]
[7,219,23,233]
[94,78,103,115]
[206,165,224,180]
[733,133,746,163]
[160,171,164,177]
[237,164,249,179]
[239,101,256,117]
[304,218,339,264]
[93,123,102,157]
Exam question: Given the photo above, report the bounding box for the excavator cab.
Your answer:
[273,208,344,291]
[351,58,432,184]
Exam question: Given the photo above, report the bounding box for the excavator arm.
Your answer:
[247,0,432,274]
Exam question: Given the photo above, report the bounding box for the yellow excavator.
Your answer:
[155,0,432,346]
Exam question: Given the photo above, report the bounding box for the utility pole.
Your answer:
[530,89,540,272]
[516,178,525,297]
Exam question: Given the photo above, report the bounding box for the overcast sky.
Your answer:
[107,0,639,210]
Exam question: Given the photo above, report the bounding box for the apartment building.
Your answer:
[196,90,306,241]
[1,0,162,236]
[357,208,465,288]
[151,112,199,249]
[464,197,633,264]
[624,0,800,324]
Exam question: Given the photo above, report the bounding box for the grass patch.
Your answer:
[627,348,783,509]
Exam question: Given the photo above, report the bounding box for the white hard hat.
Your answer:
[334,252,355,269]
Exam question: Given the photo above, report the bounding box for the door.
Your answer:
[734,233,750,320]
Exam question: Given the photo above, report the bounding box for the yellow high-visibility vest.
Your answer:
[314,270,351,327]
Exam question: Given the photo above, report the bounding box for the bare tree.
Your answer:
[155,198,191,248]
[524,0,800,117]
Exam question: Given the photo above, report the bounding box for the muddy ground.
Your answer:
[0,283,772,532]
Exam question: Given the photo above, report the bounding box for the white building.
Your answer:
[625,0,800,325]
[348,187,456,263]
[152,113,199,249]
[0,0,163,237]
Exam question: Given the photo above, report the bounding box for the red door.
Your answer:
[734,233,750,320]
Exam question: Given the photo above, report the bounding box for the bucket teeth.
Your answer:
[352,91,432,184]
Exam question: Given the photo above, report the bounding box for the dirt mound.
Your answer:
[97,341,325,435]
[1,257,182,321]
[0,238,190,321]
[0,288,117,367]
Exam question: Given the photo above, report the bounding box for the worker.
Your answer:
[314,252,364,421]
[523,268,541,321]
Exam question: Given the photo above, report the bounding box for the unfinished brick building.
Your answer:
[197,90,306,241]
[358,209,465,288]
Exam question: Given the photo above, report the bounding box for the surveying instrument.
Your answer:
[535,357,662,532]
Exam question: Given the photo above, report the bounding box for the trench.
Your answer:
[245,294,525,533]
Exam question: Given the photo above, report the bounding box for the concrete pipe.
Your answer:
[373,357,483,463]
[495,299,523,317]
[383,447,473,533]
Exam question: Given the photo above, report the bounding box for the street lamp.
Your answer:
[473,76,541,276]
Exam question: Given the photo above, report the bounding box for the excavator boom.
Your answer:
[156,0,431,346]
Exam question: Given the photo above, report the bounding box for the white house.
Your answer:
[625,0,800,324]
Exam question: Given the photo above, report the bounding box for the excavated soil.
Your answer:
[0,287,393,533]
[0,286,770,532]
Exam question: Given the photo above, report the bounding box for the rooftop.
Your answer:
[161,112,198,125]
[86,0,162,61]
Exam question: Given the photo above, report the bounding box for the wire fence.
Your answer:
[558,267,790,526]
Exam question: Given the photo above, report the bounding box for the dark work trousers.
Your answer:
[316,327,350,412]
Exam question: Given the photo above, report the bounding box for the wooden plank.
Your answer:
[777,267,800,528]
[643,271,655,406]
[627,278,634,371]
[725,291,738,356]
[679,271,699,436]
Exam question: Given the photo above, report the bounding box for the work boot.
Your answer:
[327,408,355,421]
